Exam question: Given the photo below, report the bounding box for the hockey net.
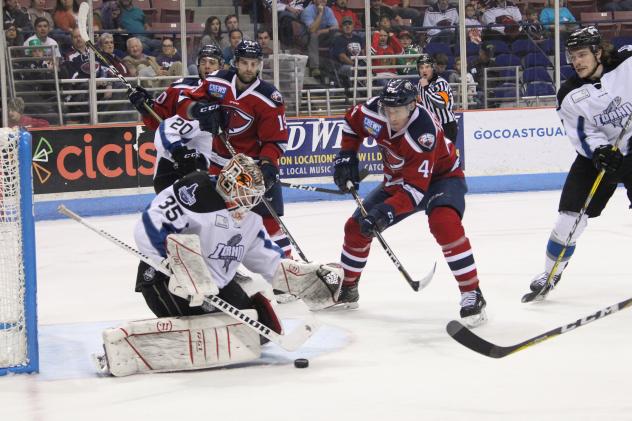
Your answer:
[0,127,38,375]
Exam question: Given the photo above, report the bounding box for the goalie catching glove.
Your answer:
[272,260,344,310]
[166,234,219,306]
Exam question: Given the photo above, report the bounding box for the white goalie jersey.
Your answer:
[135,171,285,288]
[154,115,213,174]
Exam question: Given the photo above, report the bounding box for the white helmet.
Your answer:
[217,154,265,212]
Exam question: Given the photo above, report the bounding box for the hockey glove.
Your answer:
[333,151,360,192]
[190,101,222,134]
[360,203,395,237]
[128,86,153,115]
[171,145,205,176]
[592,144,623,174]
[259,159,280,190]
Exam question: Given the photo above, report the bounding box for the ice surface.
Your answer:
[2,189,632,421]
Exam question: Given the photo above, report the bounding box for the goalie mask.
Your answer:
[217,154,265,212]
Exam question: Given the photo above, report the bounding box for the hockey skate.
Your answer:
[333,281,359,310]
[521,272,562,303]
[460,288,487,328]
[92,347,111,376]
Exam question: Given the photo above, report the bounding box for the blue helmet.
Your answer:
[379,79,418,107]
[197,44,224,66]
[234,40,263,61]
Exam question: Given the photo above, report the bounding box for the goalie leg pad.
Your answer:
[101,310,261,377]
[166,234,219,306]
[272,260,344,310]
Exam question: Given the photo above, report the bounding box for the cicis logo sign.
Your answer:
[32,126,157,194]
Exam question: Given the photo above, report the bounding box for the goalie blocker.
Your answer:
[97,154,342,376]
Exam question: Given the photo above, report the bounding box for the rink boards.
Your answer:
[29,107,574,220]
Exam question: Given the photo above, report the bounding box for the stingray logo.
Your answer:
[594,97,632,128]
[380,145,405,171]
[178,183,198,206]
[209,234,245,272]
[32,136,53,184]
[224,107,254,136]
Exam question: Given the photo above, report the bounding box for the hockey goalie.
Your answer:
[96,154,343,376]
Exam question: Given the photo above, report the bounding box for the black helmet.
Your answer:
[379,79,418,107]
[416,53,435,66]
[197,44,224,66]
[234,40,263,61]
[566,26,601,51]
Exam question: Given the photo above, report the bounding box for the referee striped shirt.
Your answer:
[417,75,456,125]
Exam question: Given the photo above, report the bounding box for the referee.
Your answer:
[416,54,458,142]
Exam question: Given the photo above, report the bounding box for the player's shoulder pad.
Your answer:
[211,69,235,82]
[364,96,381,114]
[172,172,227,213]
[556,76,586,109]
[170,77,200,88]
[406,106,439,152]
[255,79,284,106]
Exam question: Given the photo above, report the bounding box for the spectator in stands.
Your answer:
[97,32,134,121]
[155,37,183,76]
[378,14,396,32]
[465,4,483,44]
[101,0,121,30]
[539,0,576,39]
[523,7,547,41]
[17,38,58,121]
[371,27,403,84]
[257,28,273,56]
[331,15,364,85]
[123,36,163,87]
[60,27,91,122]
[4,0,33,36]
[5,20,23,47]
[97,32,129,76]
[481,0,523,41]
[396,30,419,75]
[301,0,339,79]
[265,0,309,50]
[469,42,497,89]
[224,14,239,32]
[381,0,420,22]
[603,0,632,11]
[223,28,243,67]
[433,52,451,79]
[24,17,61,58]
[448,56,477,107]
[52,0,78,33]
[8,97,50,128]
[118,0,160,54]
[370,0,397,29]
[27,0,53,28]
[200,16,226,50]
[423,0,459,43]
[469,0,486,19]
[331,0,362,30]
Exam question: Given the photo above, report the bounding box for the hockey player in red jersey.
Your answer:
[176,40,293,256]
[333,79,487,326]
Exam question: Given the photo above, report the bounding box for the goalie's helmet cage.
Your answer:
[217,154,265,211]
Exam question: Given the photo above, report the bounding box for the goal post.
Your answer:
[0,127,38,375]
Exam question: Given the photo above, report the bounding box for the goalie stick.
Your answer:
[446,296,632,358]
[57,204,315,352]
[522,111,632,303]
[347,183,435,292]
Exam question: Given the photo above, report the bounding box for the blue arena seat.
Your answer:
[494,53,522,67]
[523,66,552,83]
[523,52,551,68]
[424,43,453,57]
[488,40,510,55]
[511,38,541,56]
[525,82,556,96]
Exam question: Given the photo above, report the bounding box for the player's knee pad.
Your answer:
[101,311,261,377]
[272,260,343,310]
[552,211,588,245]
[343,217,371,247]
[428,206,465,245]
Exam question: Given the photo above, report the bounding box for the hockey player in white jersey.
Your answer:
[525,26,632,301]
[98,155,343,376]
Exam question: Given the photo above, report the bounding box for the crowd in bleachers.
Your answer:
[3,0,632,125]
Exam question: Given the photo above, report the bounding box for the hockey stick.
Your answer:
[347,182,435,292]
[77,2,161,122]
[522,111,632,303]
[447,296,632,358]
[57,204,315,352]
[280,168,370,195]
[217,132,311,263]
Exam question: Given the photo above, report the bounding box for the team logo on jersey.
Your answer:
[208,83,228,99]
[363,117,383,136]
[224,107,255,135]
[379,145,405,171]
[594,97,632,128]
[178,183,198,206]
[209,234,245,272]
[271,90,283,104]
[215,214,229,229]
[417,133,436,150]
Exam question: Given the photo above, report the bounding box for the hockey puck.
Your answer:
[294,358,309,368]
